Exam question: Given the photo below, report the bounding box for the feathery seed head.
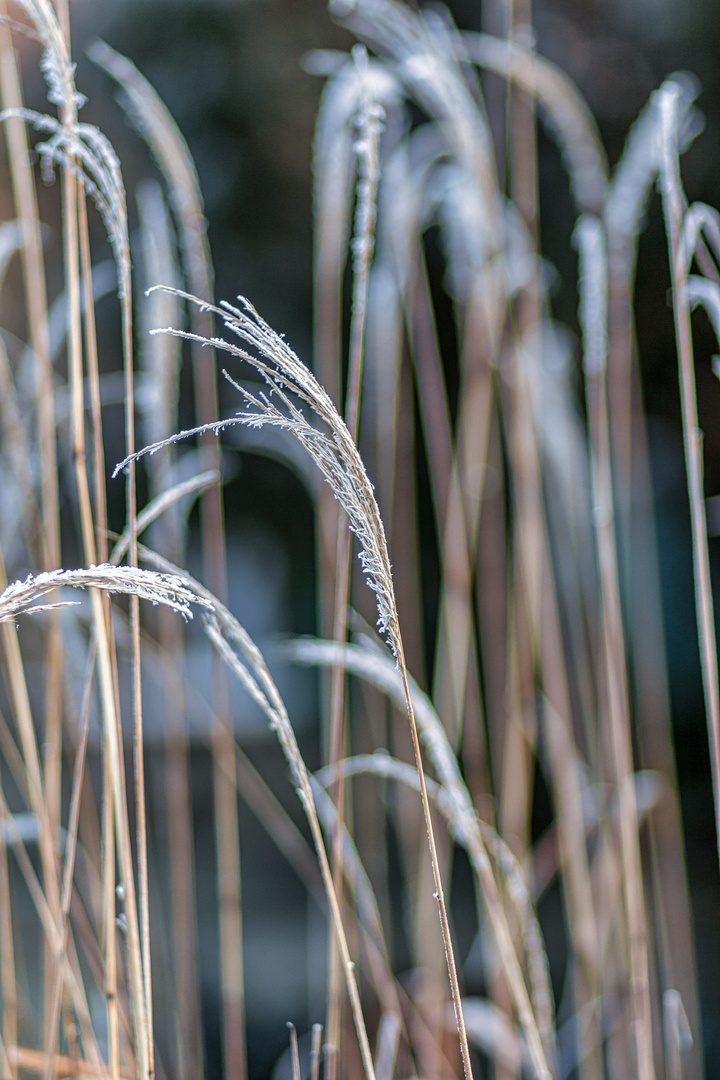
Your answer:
[118,287,402,655]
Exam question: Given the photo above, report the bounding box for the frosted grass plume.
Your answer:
[115,287,402,656]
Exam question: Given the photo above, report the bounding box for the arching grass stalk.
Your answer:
[88,44,243,1078]
[658,83,720,874]
[325,45,385,1076]
[4,6,150,1075]
[287,634,555,1077]
[0,560,213,1076]
[134,546,379,1080]
[116,285,477,1080]
[576,214,654,1080]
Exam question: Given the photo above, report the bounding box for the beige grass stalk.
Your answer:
[42,646,94,1080]
[69,156,148,1075]
[289,635,555,1078]
[3,5,152,1073]
[604,82,703,1078]
[0,783,105,1076]
[500,0,543,891]
[0,9,58,563]
[131,547,379,1080]
[103,746,119,1080]
[0,5,64,915]
[137,178,204,1080]
[74,183,126,1080]
[0,543,62,1052]
[74,183,124,1080]
[89,45,243,1078]
[325,46,384,1076]
[0,560,212,1071]
[234,745,419,1058]
[576,215,654,1080]
[0,1028,11,1080]
[0,4,64,1030]
[119,285,478,1075]
[0,783,16,1073]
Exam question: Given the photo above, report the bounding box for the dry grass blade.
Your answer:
[0,2,59,576]
[323,48,387,1071]
[373,1012,401,1080]
[314,745,554,1056]
[576,214,654,1080]
[122,285,489,1078]
[309,775,408,1021]
[289,635,555,1077]
[287,1024,301,1080]
[0,786,105,1075]
[461,31,607,214]
[5,9,150,1078]
[134,546,378,1080]
[664,990,693,1080]
[310,1026,323,1080]
[42,645,95,1080]
[658,83,720,875]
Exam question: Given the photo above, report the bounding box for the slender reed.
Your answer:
[116,285,483,1080]
[88,43,244,1080]
[325,44,385,1076]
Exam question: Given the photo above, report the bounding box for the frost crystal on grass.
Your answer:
[119,288,402,656]
[0,564,212,622]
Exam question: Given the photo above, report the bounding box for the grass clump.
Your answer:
[0,3,717,1080]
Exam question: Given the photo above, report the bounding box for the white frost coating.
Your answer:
[685,277,720,374]
[0,108,130,301]
[0,564,212,623]
[679,203,720,272]
[117,288,403,656]
[575,214,608,377]
[605,75,699,247]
